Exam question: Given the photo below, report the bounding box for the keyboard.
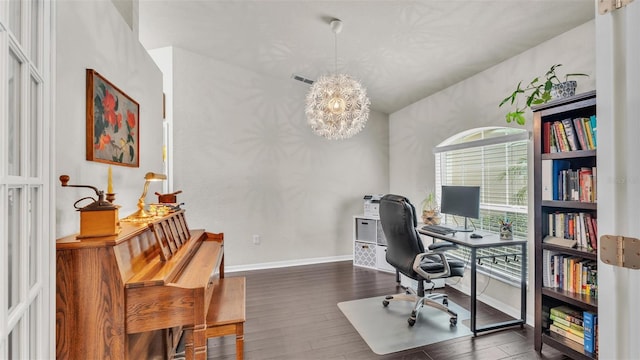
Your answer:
[421,224,455,235]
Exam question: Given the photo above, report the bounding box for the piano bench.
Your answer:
[206,276,246,360]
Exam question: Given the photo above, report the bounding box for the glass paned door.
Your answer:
[1,1,51,358]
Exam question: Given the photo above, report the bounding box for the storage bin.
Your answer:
[353,241,376,268]
[355,218,376,242]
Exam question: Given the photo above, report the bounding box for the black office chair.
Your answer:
[379,194,465,326]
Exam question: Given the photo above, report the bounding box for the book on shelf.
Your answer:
[561,118,580,151]
[542,159,553,200]
[544,256,598,296]
[583,311,597,354]
[543,235,576,249]
[579,168,594,203]
[553,121,570,152]
[546,211,596,250]
[552,316,585,338]
[542,249,559,288]
[549,124,559,153]
[543,121,551,153]
[550,323,584,345]
[592,166,597,202]
[552,160,571,201]
[543,116,596,153]
[549,167,597,203]
[573,117,589,151]
[590,115,597,148]
[585,213,598,250]
[550,305,584,326]
[550,313,585,333]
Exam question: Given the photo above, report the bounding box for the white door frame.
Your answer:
[595,1,640,358]
[0,0,54,358]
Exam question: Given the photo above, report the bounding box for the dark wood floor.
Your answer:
[207,261,569,360]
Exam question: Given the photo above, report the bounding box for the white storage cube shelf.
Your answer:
[353,215,393,273]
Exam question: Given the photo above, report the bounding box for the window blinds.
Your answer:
[435,133,528,282]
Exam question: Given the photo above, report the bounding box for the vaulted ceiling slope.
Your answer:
[139,0,595,114]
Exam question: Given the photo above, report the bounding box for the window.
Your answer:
[434,127,529,283]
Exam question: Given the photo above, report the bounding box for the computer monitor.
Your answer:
[440,185,480,232]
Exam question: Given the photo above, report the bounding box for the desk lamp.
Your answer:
[124,172,167,222]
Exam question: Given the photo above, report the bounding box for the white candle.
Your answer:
[107,166,113,193]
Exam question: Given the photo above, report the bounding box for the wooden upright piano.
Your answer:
[56,210,224,359]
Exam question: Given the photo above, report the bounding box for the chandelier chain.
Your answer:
[334,32,338,75]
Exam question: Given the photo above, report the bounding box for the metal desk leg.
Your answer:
[470,248,477,336]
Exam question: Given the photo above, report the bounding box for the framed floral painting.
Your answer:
[86,69,140,167]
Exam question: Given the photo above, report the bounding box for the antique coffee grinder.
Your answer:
[60,175,120,238]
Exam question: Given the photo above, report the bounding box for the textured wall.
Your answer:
[166,47,389,267]
[389,21,595,321]
[55,1,164,237]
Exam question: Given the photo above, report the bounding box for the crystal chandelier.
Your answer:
[305,19,370,140]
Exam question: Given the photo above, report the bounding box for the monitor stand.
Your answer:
[453,217,474,232]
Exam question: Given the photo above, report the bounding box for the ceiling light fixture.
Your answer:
[305,19,370,140]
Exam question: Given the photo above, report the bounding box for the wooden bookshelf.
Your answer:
[533,90,598,359]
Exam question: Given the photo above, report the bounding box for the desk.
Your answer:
[417,228,527,336]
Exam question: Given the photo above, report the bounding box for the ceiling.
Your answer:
[138,0,595,115]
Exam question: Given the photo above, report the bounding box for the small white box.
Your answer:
[363,194,384,218]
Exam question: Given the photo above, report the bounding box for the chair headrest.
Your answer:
[381,194,417,227]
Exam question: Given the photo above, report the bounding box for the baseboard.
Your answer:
[225,255,353,273]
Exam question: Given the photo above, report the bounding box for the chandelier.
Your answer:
[305,19,370,140]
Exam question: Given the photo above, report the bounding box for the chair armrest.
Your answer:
[428,241,458,252]
[412,251,451,281]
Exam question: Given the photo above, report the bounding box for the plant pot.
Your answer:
[422,210,441,225]
[550,80,577,99]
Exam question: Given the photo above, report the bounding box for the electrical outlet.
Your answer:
[252,234,260,245]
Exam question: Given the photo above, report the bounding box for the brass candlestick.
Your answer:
[106,193,116,203]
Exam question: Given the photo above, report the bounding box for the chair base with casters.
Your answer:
[382,272,459,327]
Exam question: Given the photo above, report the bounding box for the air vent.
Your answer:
[291,74,314,85]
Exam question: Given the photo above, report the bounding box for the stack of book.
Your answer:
[548,306,599,355]
[541,160,597,203]
[546,212,598,250]
[549,305,585,346]
[543,115,597,153]
[541,249,598,297]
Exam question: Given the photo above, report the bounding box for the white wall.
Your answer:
[389,21,595,320]
[153,47,389,268]
[55,1,164,237]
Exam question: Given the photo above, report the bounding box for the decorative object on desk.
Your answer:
[499,219,513,240]
[421,191,441,225]
[149,203,183,217]
[59,174,120,238]
[155,190,182,204]
[86,68,140,167]
[122,172,167,222]
[499,64,589,125]
[305,19,370,140]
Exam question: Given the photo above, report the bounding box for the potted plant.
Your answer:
[499,64,589,125]
[421,192,441,225]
